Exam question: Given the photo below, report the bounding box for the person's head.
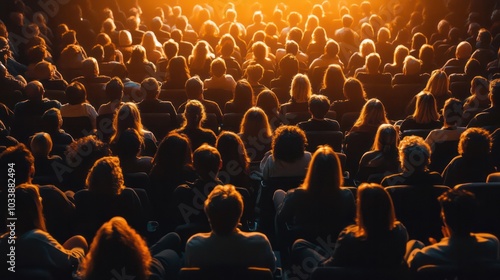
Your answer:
[477,28,492,47]
[86,156,125,196]
[182,99,206,128]
[393,45,409,65]
[113,128,144,159]
[163,39,179,59]
[308,94,330,119]
[90,44,105,62]
[323,64,345,89]
[411,32,427,50]
[342,14,353,28]
[403,55,422,75]
[167,56,190,82]
[413,92,439,124]
[32,60,56,81]
[399,135,431,172]
[458,127,492,159]
[312,27,327,44]
[153,132,192,169]
[185,76,204,99]
[210,58,227,78]
[27,45,48,64]
[15,184,46,235]
[233,79,253,107]
[324,39,340,58]
[284,40,299,56]
[464,58,481,77]
[246,64,264,84]
[256,90,280,115]
[204,184,243,235]
[287,27,303,44]
[41,108,63,132]
[356,183,396,237]
[216,131,249,172]
[79,217,151,280]
[377,27,391,43]
[305,15,319,32]
[112,102,143,140]
[365,52,381,74]
[360,23,374,40]
[118,30,132,47]
[442,98,463,126]
[25,80,45,101]
[240,106,272,138]
[302,146,343,194]
[455,41,472,60]
[0,144,34,187]
[105,77,124,102]
[359,39,376,57]
[278,53,299,78]
[343,77,366,101]
[193,144,222,179]
[219,35,236,57]
[30,132,53,158]
[438,189,477,236]
[489,78,500,106]
[425,70,449,101]
[272,125,307,162]
[141,77,161,99]
[470,76,489,100]
[372,124,398,156]
[82,57,100,77]
[129,45,148,64]
[141,31,161,52]
[66,81,87,105]
[419,44,434,64]
[287,11,302,27]
[353,98,388,129]
[251,41,268,61]
[290,74,312,103]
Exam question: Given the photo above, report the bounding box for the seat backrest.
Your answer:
[455,183,500,238]
[140,113,174,140]
[96,113,114,143]
[271,87,291,104]
[429,140,459,173]
[203,113,219,134]
[179,267,273,280]
[62,116,93,139]
[203,89,233,113]
[386,185,450,241]
[159,89,187,109]
[44,90,68,104]
[306,131,344,152]
[487,172,500,183]
[285,112,311,125]
[340,112,360,133]
[450,81,471,101]
[400,129,432,140]
[85,83,108,109]
[221,113,244,133]
[416,263,500,280]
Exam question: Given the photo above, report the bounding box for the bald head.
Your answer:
[456,41,472,60]
[26,81,44,101]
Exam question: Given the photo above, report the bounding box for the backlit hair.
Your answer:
[204,185,243,235]
[352,98,389,130]
[240,107,272,138]
[86,156,125,196]
[399,135,431,171]
[412,92,439,124]
[290,74,312,103]
[425,70,449,100]
[302,146,343,194]
[356,183,396,237]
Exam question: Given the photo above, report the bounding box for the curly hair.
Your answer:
[86,156,125,196]
[272,125,307,162]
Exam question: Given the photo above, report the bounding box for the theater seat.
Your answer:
[179,267,273,280]
[416,263,500,280]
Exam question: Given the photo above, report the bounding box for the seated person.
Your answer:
[330,78,367,122]
[246,64,268,98]
[71,57,111,84]
[462,76,490,125]
[381,136,442,186]
[41,108,73,157]
[260,125,312,180]
[111,128,153,174]
[298,94,340,132]
[400,92,442,132]
[392,56,428,85]
[14,80,61,118]
[98,77,124,115]
[468,78,500,130]
[137,77,177,125]
[224,80,253,114]
[407,189,499,272]
[426,98,466,150]
[178,76,223,124]
[185,184,276,271]
[30,132,63,180]
[0,120,18,150]
[203,57,236,92]
[270,53,299,90]
[280,74,312,116]
[60,81,98,129]
[175,100,216,151]
[308,39,344,72]
[442,128,496,187]
[355,53,392,84]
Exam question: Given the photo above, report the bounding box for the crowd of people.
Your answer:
[1,0,500,279]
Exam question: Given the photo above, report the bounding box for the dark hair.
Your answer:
[66,81,87,105]
[490,78,500,105]
[105,77,124,101]
[272,125,307,162]
[356,183,396,237]
[185,76,203,99]
[308,94,330,119]
[152,132,192,172]
[0,144,34,187]
[458,127,492,159]
[86,156,125,196]
[16,184,47,235]
[438,189,477,236]
[65,136,111,186]
[193,144,221,178]
[278,54,299,78]
[343,78,366,101]
[256,90,280,115]
[216,131,250,175]
[204,185,243,235]
[233,79,253,108]
[302,146,343,194]
[112,128,143,159]
[442,98,463,126]
[42,108,63,132]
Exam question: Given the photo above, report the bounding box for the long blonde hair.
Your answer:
[290,74,312,103]
[352,98,389,130]
[412,92,439,124]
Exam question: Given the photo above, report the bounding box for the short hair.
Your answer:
[325,39,339,57]
[285,40,299,55]
[66,81,87,105]
[287,11,302,26]
[438,189,477,236]
[359,39,376,57]
[246,64,264,82]
[30,132,53,157]
[272,125,307,162]
[42,108,63,131]
[163,39,179,59]
[377,27,391,42]
[251,41,268,61]
[0,144,34,187]
[343,78,366,101]
[442,98,463,126]
[287,27,303,43]
[86,156,125,196]
[26,81,45,101]
[141,77,160,98]
[82,57,100,77]
[403,55,422,75]
[185,76,204,99]
[399,135,431,172]
[365,53,381,73]
[210,58,226,78]
[458,127,492,158]
[105,77,124,101]
[204,184,243,235]
[490,78,500,105]
[193,144,221,178]
[278,54,299,78]
[113,128,144,159]
[308,94,330,119]
[342,14,353,27]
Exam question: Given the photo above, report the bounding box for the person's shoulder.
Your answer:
[239,231,272,244]
[187,232,211,245]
